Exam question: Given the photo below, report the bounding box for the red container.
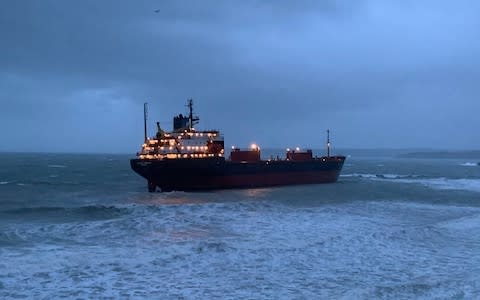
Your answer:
[230,148,261,162]
[286,149,313,161]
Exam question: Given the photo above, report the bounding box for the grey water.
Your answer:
[1,152,479,299]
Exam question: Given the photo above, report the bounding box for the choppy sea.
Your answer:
[1,152,479,299]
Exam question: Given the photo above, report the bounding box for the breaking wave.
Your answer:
[341,173,480,193]
[438,213,480,230]
[0,205,132,221]
[415,178,480,193]
[47,164,67,168]
[341,173,418,180]
[0,231,29,247]
[460,162,479,167]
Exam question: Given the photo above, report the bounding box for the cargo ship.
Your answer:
[130,100,346,192]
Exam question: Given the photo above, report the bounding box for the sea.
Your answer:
[1,151,479,299]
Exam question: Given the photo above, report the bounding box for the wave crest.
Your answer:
[459,162,479,167]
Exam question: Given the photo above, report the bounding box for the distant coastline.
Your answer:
[397,150,480,159]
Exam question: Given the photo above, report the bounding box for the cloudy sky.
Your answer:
[1,0,479,153]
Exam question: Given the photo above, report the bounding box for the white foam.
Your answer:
[0,181,8,185]
[341,173,378,179]
[341,173,412,180]
[382,173,407,179]
[460,162,478,167]
[381,200,478,212]
[48,164,67,168]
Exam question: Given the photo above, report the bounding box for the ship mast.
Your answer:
[144,102,148,142]
[187,99,199,130]
[327,129,330,157]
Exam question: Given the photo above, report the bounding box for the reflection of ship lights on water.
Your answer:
[131,99,346,192]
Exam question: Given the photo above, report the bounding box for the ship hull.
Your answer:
[130,156,346,192]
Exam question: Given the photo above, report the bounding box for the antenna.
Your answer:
[144,102,148,142]
[327,129,331,157]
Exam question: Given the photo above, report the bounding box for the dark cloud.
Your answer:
[1,0,480,152]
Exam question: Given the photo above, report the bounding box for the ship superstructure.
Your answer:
[138,99,225,160]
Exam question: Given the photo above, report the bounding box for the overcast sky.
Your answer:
[1,0,479,153]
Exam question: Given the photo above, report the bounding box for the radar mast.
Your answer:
[187,99,200,130]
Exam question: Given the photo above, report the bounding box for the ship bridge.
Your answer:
[138,100,225,160]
